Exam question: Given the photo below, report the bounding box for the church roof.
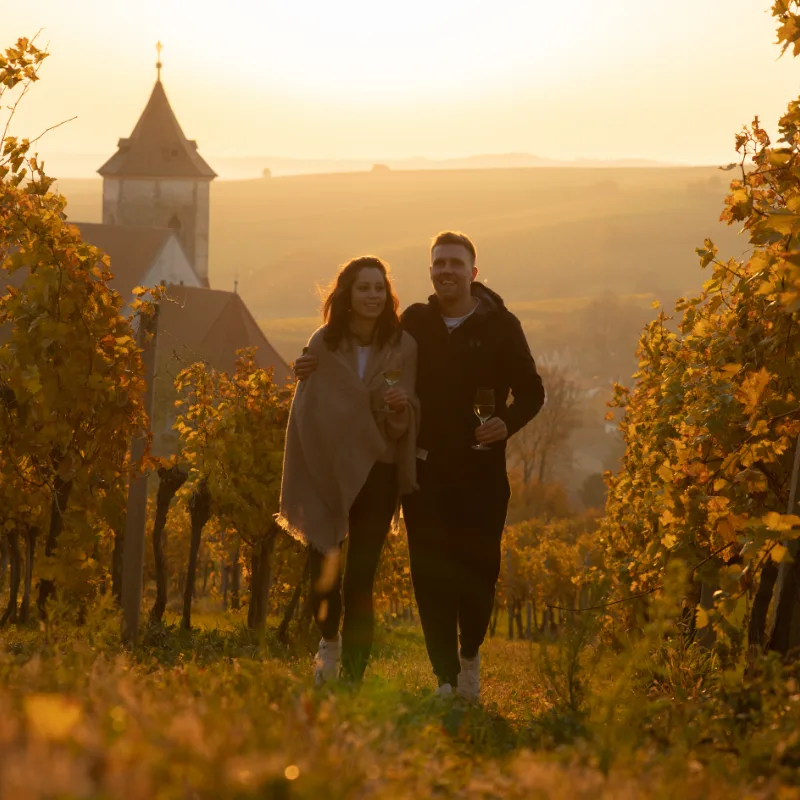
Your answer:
[97,80,217,180]
[76,222,175,297]
[158,284,291,383]
[1,223,178,302]
[2,276,289,382]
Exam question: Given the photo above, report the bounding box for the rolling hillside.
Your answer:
[58,165,745,364]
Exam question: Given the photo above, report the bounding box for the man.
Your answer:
[295,232,544,699]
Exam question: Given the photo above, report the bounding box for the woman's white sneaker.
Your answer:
[456,652,480,701]
[435,682,454,698]
[313,636,341,685]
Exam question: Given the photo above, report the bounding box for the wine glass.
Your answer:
[472,387,495,450]
[381,350,403,412]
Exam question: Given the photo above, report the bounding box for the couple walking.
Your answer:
[278,231,545,700]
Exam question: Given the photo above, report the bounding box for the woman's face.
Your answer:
[350,266,387,322]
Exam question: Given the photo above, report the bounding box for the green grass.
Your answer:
[1,605,798,799]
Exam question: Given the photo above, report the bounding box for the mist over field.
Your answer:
[59,164,744,367]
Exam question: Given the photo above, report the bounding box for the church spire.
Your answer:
[97,47,216,288]
[97,59,216,180]
[156,41,163,82]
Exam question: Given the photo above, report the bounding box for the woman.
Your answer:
[278,255,418,684]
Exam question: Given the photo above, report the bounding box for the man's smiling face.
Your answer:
[430,243,478,304]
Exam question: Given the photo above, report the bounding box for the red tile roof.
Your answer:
[158,283,291,382]
[1,222,173,322]
[76,222,175,299]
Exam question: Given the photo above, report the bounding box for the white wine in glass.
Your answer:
[472,387,495,450]
[382,350,403,412]
[383,368,402,386]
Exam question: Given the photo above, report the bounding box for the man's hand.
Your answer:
[475,417,508,445]
[293,352,319,381]
[383,387,409,414]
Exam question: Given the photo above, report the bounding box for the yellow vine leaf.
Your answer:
[721,363,743,376]
[736,367,771,414]
[24,694,82,741]
[771,543,790,563]
[660,509,678,526]
[763,512,800,531]
[716,517,737,544]
[764,212,800,235]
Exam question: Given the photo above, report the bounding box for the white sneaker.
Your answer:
[456,652,480,701]
[313,636,341,686]
[435,682,454,698]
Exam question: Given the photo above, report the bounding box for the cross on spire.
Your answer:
[156,41,163,81]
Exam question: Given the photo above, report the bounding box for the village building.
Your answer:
[92,58,290,455]
[96,60,215,289]
[76,222,202,307]
[2,54,290,458]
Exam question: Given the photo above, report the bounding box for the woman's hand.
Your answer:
[383,387,409,414]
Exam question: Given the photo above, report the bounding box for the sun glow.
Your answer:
[129,0,602,101]
[5,0,800,167]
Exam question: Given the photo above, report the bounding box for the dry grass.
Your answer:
[0,610,793,799]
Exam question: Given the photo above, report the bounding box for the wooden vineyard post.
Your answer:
[121,305,160,645]
[766,433,800,655]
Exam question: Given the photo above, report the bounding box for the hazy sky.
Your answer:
[5,1,800,171]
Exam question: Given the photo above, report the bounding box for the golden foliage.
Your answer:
[597,0,800,636]
[0,37,155,602]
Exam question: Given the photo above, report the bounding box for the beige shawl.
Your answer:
[277,327,418,554]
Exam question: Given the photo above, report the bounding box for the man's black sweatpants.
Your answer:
[402,451,510,686]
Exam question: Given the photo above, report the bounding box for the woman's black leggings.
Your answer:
[309,462,398,680]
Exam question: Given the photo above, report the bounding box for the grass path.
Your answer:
[0,614,792,799]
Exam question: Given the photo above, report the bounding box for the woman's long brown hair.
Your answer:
[322,255,401,349]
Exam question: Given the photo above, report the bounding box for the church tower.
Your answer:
[98,46,216,287]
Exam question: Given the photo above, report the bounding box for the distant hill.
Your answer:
[246,153,678,176]
[57,164,743,362]
[49,152,683,181]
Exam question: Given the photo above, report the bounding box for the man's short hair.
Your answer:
[430,231,477,263]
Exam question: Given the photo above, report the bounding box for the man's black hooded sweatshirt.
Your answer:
[401,283,545,467]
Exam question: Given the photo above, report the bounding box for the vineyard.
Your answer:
[5,3,800,796]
